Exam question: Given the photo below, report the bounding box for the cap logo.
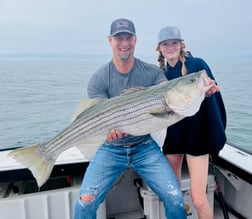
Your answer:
[172,28,179,35]
[116,21,129,28]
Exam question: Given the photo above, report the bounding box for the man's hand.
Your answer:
[107,129,128,142]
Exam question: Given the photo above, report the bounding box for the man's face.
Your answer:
[108,32,136,62]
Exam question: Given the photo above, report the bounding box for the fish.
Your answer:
[8,70,213,187]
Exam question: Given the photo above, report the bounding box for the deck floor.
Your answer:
[214,201,239,219]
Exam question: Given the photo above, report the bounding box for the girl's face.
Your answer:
[159,39,182,61]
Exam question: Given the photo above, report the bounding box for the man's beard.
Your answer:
[118,53,131,61]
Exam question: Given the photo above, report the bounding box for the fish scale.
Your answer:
[45,93,165,156]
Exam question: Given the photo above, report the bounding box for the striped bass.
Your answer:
[9,70,213,187]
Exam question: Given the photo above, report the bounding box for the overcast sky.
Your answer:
[0,0,251,58]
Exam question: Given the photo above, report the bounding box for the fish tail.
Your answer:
[8,144,55,188]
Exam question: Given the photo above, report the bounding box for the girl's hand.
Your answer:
[206,78,220,97]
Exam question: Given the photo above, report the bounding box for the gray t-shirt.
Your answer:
[87,58,167,146]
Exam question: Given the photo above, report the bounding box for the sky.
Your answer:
[0,0,252,58]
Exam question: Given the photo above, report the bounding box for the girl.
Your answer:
[156,26,226,219]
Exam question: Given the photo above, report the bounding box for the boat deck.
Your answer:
[0,145,250,219]
[214,200,239,219]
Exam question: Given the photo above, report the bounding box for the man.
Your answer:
[74,18,186,219]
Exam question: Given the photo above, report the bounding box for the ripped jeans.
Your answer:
[74,137,186,219]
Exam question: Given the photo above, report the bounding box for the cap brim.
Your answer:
[158,38,184,44]
[111,30,135,36]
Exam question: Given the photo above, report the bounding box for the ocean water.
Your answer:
[207,56,252,153]
[0,55,251,154]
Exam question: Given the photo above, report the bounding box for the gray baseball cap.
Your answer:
[157,26,183,43]
[110,18,136,36]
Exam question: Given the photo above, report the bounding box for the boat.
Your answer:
[0,142,251,219]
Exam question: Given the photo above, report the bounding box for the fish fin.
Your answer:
[118,86,147,96]
[8,144,55,188]
[149,109,172,119]
[70,98,104,123]
[151,128,167,147]
[149,109,167,114]
[75,142,102,161]
[119,82,168,96]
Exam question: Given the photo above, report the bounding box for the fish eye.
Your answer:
[189,78,196,83]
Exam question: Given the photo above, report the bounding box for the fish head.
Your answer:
[164,70,213,117]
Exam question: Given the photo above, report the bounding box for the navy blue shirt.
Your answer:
[162,57,227,156]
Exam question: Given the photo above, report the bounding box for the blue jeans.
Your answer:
[74,137,186,219]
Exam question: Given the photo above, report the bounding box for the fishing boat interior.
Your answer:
[0,142,251,219]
